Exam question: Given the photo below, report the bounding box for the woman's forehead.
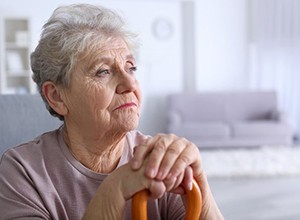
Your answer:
[82,37,133,61]
[76,38,135,73]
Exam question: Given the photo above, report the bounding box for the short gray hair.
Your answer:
[31,4,138,120]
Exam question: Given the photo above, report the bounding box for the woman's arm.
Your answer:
[82,162,166,220]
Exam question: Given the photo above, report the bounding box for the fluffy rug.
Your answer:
[201,146,300,178]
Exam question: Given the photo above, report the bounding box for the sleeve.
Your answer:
[0,152,50,219]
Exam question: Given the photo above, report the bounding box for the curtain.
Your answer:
[249,0,300,141]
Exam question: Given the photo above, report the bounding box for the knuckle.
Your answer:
[178,136,186,141]
[178,154,191,166]
[169,133,177,139]
[167,146,181,155]
[176,173,184,186]
[174,136,190,147]
[155,133,165,139]
[153,142,167,152]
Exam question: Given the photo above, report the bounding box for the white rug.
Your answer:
[201,146,300,178]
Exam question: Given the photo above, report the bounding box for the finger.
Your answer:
[172,172,184,190]
[141,157,167,199]
[163,176,177,192]
[170,186,185,195]
[167,143,199,180]
[182,166,193,191]
[123,159,166,200]
[155,137,186,180]
[144,135,174,178]
[163,170,185,192]
[148,179,166,199]
[168,167,192,195]
[130,137,155,170]
[190,151,203,183]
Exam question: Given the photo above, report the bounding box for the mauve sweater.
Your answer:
[0,128,185,219]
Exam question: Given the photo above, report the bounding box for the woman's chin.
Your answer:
[113,109,140,131]
[117,116,140,132]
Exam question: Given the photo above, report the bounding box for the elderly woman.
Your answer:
[0,4,223,220]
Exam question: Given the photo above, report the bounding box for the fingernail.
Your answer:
[131,160,139,169]
[148,169,156,178]
[188,182,193,191]
[156,171,163,180]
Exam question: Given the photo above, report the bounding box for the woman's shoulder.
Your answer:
[0,128,62,164]
[118,130,150,165]
[126,130,151,145]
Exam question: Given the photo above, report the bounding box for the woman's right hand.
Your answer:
[82,162,166,220]
[111,162,168,200]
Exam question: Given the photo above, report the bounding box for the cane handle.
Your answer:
[132,179,202,220]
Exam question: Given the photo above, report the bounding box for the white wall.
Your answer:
[195,0,248,91]
[0,0,249,134]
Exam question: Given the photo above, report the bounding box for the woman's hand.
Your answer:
[83,162,167,220]
[130,133,202,192]
[130,133,225,220]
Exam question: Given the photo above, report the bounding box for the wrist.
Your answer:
[83,175,126,220]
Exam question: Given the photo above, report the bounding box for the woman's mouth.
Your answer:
[113,102,137,111]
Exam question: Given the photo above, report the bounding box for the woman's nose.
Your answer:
[116,71,137,94]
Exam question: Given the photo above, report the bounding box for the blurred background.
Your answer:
[0,0,300,219]
[1,0,300,137]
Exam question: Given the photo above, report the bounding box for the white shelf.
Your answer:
[0,17,35,94]
[5,43,29,49]
[6,70,31,77]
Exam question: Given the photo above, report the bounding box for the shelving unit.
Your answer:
[0,17,35,94]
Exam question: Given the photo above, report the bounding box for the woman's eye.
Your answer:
[128,66,137,74]
[96,69,110,77]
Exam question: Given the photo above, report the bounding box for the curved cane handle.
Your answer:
[132,179,202,220]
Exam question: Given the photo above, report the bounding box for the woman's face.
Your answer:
[61,37,142,135]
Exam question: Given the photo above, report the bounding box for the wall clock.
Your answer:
[152,18,174,40]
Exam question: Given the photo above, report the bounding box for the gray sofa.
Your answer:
[0,94,62,155]
[167,91,293,148]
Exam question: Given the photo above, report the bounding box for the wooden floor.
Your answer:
[208,176,300,220]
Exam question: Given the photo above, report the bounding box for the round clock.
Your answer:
[152,18,174,40]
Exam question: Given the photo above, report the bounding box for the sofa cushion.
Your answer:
[224,91,278,121]
[167,94,226,122]
[170,122,230,139]
[232,121,292,138]
[167,91,278,122]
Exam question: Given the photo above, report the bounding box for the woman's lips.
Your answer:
[113,102,137,111]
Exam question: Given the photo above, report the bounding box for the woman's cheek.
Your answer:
[135,84,142,107]
[85,82,111,106]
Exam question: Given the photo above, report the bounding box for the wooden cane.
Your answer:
[132,179,202,220]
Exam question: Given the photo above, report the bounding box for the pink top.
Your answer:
[0,127,185,219]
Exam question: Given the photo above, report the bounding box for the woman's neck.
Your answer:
[62,125,126,173]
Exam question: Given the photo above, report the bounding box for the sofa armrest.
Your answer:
[269,109,289,123]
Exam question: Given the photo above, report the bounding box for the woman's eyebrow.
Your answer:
[126,54,135,60]
[88,53,135,68]
[126,54,136,63]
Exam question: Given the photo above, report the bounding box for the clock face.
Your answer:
[152,18,174,40]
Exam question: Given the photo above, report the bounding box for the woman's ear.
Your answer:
[42,81,68,116]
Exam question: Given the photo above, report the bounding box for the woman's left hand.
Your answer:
[130,133,202,193]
